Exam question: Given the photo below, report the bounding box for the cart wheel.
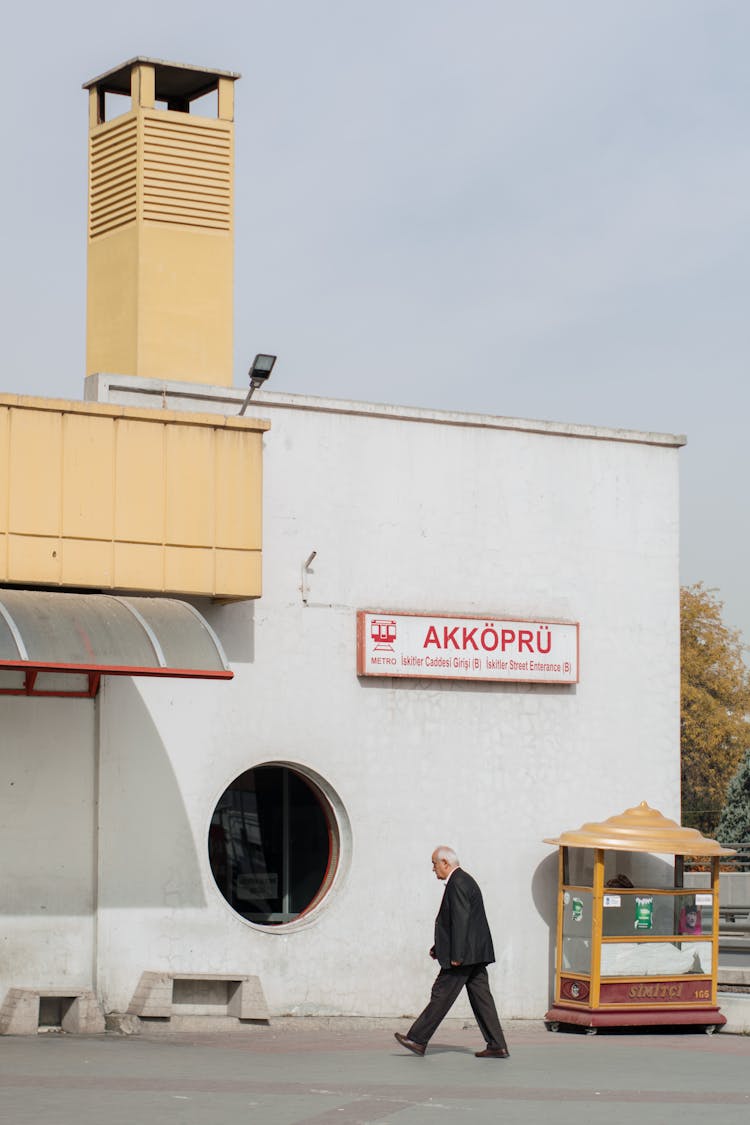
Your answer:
[544,1021,560,1033]
[585,1027,598,1035]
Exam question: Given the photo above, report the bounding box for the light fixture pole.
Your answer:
[238,354,277,415]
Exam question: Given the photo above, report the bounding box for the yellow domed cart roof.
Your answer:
[544,801,735,856]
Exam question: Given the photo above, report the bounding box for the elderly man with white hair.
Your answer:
[394,846,509,1059]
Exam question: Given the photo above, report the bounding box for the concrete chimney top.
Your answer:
[83,57,241,102]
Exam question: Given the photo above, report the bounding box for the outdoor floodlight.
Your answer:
[249,353,277,382]
[239,353,277,415]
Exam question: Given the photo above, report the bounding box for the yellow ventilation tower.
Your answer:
[84,58,239,386]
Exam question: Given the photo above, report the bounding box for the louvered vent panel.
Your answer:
[89,117,138,238]
[143,115,232,231]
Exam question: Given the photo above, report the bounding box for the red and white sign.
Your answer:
[357,611,579,684]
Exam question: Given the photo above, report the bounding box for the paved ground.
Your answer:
[1,1019,749,1125]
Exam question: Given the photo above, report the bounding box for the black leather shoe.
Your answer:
[475,1047,510,1058]
[394,1032,426,1056]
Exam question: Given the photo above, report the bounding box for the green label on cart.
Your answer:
[634,896,654,930]
[571,897,583,922]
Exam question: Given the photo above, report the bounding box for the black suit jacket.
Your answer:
[433,867,495,969]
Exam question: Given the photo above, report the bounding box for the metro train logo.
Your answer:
[370,617,397,651]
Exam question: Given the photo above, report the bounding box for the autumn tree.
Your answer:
[681,583,750,834]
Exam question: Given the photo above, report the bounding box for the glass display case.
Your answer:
[544,802,734,1032]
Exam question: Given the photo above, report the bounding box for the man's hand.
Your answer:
[451,960,462,967]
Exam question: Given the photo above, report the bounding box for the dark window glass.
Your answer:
[208,766,335,924]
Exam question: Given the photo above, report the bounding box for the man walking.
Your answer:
[394,846,509,1058]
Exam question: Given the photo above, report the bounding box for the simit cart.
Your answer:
[543,801,735,1034]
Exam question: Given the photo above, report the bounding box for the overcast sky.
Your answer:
[3,1,750,644]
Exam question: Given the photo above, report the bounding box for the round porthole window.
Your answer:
[208,764,341,926]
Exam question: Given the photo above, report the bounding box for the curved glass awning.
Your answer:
[0,590,232,697]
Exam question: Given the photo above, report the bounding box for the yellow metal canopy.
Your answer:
[544,801,735,857]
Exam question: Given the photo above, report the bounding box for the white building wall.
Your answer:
[85,384,682,1020]
[0,700,96,991]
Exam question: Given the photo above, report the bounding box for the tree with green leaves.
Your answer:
[716,751,750,845]
[681,583,750,835]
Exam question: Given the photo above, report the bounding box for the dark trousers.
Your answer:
[408,963,508,1049]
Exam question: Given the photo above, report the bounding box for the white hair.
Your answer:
[434,845,460,866]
